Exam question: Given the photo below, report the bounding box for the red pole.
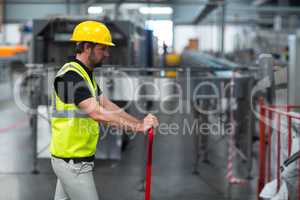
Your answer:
[267,109,273,182]
[276,114,281,192]
[145,128,154,200]
[258,98,266,200]
[287,106,292,158]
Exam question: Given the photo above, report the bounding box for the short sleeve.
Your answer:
[54,71,93,106]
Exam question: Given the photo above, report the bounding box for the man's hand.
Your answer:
[138,114,159,132]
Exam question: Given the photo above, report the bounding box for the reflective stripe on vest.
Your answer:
[50,62,99,158]
[51,110,90,118]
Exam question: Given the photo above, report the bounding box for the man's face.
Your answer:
[88,44,110,68]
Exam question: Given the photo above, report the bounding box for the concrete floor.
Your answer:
[0,81,258,200]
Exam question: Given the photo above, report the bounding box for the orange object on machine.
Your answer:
[187,38,199,50]
[0,45,28,57]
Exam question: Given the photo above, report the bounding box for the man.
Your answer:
[50,21,159,200]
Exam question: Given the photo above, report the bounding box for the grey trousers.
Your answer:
[51,157,99,200]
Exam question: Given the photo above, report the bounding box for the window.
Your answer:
[146,20,173,53]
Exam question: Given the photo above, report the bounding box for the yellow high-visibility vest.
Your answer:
[50,61,99,158]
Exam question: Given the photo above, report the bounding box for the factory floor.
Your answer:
[0,80,258,200]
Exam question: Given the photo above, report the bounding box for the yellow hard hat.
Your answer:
[71,21,115,46]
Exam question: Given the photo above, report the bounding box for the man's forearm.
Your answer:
[119,109,141,124]
[97,106,143,132]
[80,97,155,133]
[100,96,141,124]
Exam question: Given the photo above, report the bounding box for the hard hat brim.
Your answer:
[70,39,115,47]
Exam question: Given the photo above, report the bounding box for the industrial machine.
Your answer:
[32,17,153,66]
[27,69,257,180]
[0,46,28,101]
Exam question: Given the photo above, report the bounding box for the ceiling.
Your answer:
[4,0,300,27]
[4,0,249,5]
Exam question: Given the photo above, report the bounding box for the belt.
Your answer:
[52,155,95,164]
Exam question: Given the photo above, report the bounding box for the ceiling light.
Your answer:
[88,6,103,14]
[139,7,173,15]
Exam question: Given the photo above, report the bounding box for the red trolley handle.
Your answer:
[145,128,154,200]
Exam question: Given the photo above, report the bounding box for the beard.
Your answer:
[88,50,103,68]
[91,61,103,68]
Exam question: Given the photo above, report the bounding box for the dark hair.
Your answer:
[75,42,96,54]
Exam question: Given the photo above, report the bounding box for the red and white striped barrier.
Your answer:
[226,72,247,185]
[257,100,300,200]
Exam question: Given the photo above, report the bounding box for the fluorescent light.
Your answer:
[139,7,173,15]
[88,6,103,14]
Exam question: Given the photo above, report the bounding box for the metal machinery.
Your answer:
[180,50,258,179]
[0,46,28,101]
[288,33,300,106]
[0,57,13,101]
[24,17,260,179]
[26,62,257,176]
[32,18,155,66]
